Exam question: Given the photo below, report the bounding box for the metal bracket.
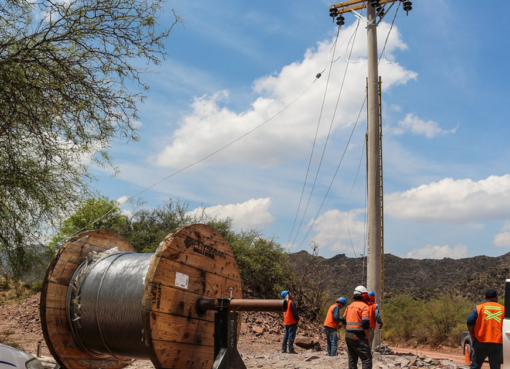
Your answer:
[349,7,370,23]
[212,309,246,369]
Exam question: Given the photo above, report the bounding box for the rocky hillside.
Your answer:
[292,251,510,302]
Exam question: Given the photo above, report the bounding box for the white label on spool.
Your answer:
[175,272,189,289]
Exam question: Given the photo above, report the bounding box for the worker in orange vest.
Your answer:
[343,285,372,369]
[367,290,384,349]
[323,296,347,356]
[281,290,299,354]
[466,288,505,369]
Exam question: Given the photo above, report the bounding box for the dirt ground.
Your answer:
[0,293,468,369]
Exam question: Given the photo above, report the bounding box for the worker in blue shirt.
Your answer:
[281,290,300,354]
[323,297,347,356]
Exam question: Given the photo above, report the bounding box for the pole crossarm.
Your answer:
[330,0,399,15]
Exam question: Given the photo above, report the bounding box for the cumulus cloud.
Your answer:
[385,174,510,224]
[493,232,510,247]
[392,113,457,138]
[155,22,416,169]
[306,208,366,256]
[406,244,468,259]
[189,198,274,231]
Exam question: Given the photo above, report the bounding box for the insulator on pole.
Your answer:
[376,6,385,17]
[403,1,412,14]
[336,15,345,26]
[371,0,380,8]
[329,7,338,18]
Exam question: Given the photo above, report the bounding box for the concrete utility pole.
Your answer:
[328,0,413,349]
[365,1,383,348]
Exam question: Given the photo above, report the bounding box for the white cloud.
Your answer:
[189,198,274,231]
[392,113,457,138]
[155,22,416,169]
[117,196,129,205]
[386,174,510,224]
[493,232,510,247]
[406,244,468,259]
[307,208,366,256]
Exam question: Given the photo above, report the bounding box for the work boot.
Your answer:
[281,349,286,353]
[289,350,298,354]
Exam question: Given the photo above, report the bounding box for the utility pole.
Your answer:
[366,0,382,348]
[328,0,412,349]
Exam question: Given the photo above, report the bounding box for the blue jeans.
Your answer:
[282,324,297,352]
[470,340,502,369]
[323,327,338,356]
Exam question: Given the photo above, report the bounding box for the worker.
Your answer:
[281,290,299,354]
[367,290,384,349]
[344,285,372,369]
[466,288,505,369]
[323,296,347,356]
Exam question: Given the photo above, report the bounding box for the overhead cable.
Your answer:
[294,2,400,252]
[66,76,321,242]
[286,27,341,248]
[290,18,363,250]
[295,94,367,250]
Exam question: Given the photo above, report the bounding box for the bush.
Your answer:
[30,280,44,293]
[228,230,292,298]
[421,295,472,347]
[383,293,474,347]
[289,242,334,322]
[383,295,425,344]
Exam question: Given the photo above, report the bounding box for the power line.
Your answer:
[65,76,321,242]
[290,18,362,249]
[293,3,401,252]
[295,94,366,250]
[286,27,340,248]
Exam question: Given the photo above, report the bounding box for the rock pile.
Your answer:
[373,353,466,369]
[241,311,324,349]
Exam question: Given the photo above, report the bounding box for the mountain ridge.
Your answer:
[291,251,510,302]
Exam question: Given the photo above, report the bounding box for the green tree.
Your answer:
[116,199,195,253]
[228,230,292,298]
[0,0,180,278]
[48,196,126,251]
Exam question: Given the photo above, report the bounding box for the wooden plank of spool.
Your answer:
[40,230,136,369]
[143,224,242,369]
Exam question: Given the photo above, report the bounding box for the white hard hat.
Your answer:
[353,285,368,296]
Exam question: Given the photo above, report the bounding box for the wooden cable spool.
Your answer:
[40,224,246,369]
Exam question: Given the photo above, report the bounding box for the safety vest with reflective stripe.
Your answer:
[323,303,340,329]
[369,303,377,329]
[283,300,298,325]
[344,300,369,332]
[474,301,504,343]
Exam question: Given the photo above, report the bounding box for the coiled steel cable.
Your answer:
[66,251,153,360]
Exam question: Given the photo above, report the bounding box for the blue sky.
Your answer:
[90,0,510,260]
